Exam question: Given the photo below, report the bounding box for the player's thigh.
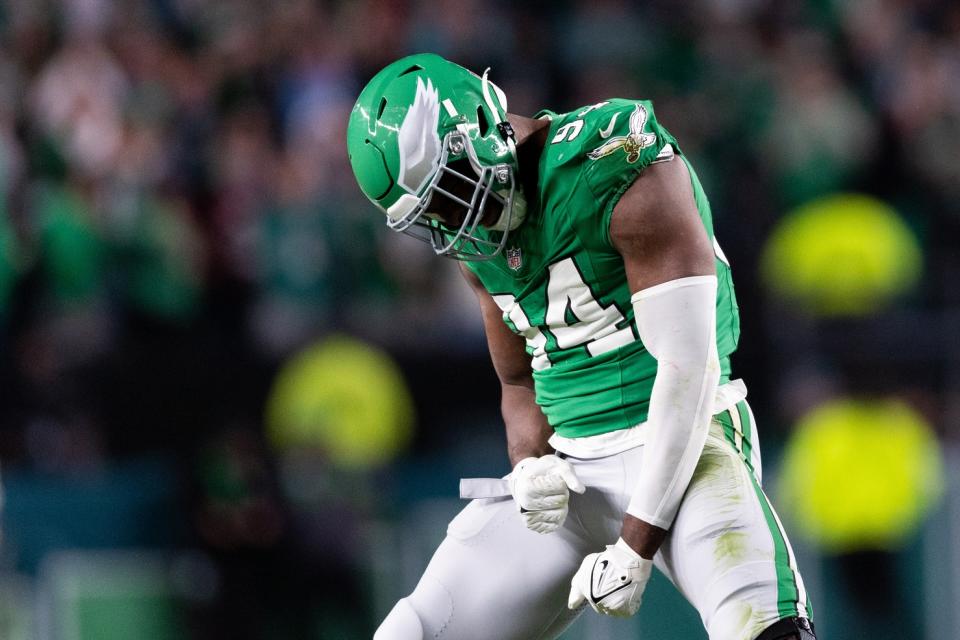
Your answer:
[659,432,811,640]
[395,496,588,640]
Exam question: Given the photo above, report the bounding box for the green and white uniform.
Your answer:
[397,100,811,640]
[353,55,813,640]
[462,98,740,441]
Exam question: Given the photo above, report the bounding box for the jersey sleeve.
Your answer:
[580,99,678,247]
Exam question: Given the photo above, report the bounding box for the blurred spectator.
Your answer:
[30,36,128,180]
[761,30,878,206]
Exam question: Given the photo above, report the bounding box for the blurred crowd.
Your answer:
[0,0,958,638]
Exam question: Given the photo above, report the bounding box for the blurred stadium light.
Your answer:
[761,194,922,317]
[780,397,943,552]
[265,334,415,470]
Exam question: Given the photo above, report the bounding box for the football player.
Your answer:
[347,54,815,640]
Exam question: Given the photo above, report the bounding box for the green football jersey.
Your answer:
[464,99,740,438]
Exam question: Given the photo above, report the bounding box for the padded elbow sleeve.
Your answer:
[625,275,721,528]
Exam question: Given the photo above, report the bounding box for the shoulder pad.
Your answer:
[581,100,666,166]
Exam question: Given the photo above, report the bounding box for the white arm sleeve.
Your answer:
[625,275,720,529]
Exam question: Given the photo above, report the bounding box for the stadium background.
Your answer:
[0,0,958,638]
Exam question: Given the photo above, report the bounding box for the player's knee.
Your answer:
[374,598,425,640]
[375,574,454,640]
[754,616,816,640]
[708,597,816,640]
[707,597,758,640]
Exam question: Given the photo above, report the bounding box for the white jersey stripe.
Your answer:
[763,491,810,617]
[744,401,763,485]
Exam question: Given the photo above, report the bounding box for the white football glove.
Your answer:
[508,454,585,534]
[567,538,653,618]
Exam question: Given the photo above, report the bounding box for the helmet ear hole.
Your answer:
[476,105,491,137]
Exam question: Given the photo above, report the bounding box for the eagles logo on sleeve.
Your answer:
[588,104,657,163]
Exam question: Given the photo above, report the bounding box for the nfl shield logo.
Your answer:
[506,247,523,271]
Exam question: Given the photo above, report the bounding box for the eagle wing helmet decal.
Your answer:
[397,77,442,194]
[588,104,657,163]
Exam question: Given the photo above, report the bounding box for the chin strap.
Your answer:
[481,67,518,161]
[479,67,522,233]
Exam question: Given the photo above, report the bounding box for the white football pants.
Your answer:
[375,402,811,640]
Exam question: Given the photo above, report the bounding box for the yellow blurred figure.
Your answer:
[762,194,922,316]
[780,398,943,552]
[266,335,415,469]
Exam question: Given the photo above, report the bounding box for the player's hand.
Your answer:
[508,454,585,534]
[567,538,653,617]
